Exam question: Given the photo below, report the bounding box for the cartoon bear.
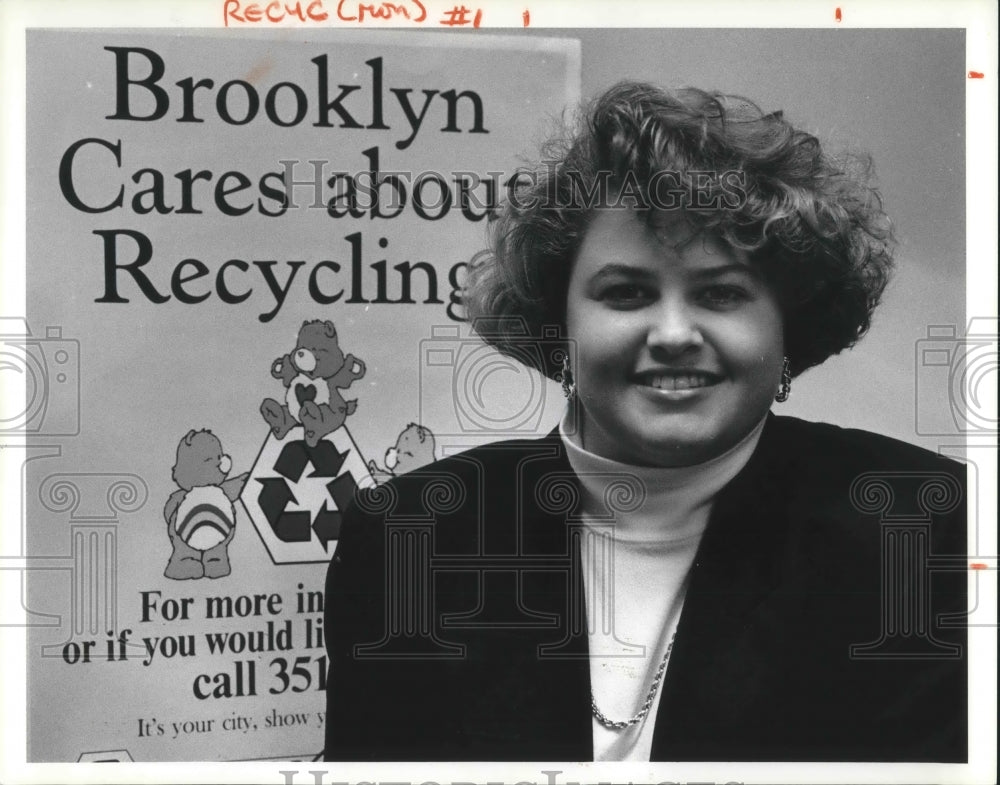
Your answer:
[367,423,437,483]
[163,430,248,580]
[260,320,366,448]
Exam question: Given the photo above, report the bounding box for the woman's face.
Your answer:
[565,208,784,467]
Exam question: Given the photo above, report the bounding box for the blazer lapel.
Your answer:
[465,430,593,759]
[517,430,595,758]
[650,414,796,759]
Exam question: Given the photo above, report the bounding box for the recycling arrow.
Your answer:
[327,472,359,513]
[274,439,348,482]
[311,502,342,550]
[257,477,312,543]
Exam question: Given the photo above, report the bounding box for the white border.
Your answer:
[1,1,996,784]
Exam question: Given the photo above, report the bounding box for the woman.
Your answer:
[324,83,966,762]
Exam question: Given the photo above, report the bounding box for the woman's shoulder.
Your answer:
[759,416,967,548]
[746,416,967,578]
[766,414,964,474]
[397,432,564,480]
[353,433,564,519]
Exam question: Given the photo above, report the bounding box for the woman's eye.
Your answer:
[698,285,750,307]
[599,283,656,307]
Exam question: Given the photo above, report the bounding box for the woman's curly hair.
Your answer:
[464,81,895,379]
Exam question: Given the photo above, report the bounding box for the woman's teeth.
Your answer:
[647,374,713,390]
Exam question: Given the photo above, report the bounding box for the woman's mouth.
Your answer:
[633,371,722,390]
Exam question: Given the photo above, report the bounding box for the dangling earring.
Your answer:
[774,356,791,402]
[560,355,576,399]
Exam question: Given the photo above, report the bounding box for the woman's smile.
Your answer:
[631,369,723,391]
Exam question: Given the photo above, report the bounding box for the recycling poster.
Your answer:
[21,29,579,762]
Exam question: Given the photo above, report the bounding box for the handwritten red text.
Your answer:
[224,0,329,25]
[336,0,427,23]
[440,5,482,26]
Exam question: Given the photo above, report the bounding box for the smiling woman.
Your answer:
[565,209,784,467]
[324,82,967,763]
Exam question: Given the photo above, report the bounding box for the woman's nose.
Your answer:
[646,298,704,354]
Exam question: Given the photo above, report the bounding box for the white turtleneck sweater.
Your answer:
[559,412,765,761]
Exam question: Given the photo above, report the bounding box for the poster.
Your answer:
[18,26,579,763]
[1,2,996,784]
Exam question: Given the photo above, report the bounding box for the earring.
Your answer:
[774,356,791,402]
[560,355,576,399]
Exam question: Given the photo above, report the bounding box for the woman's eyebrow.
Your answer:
[687,263,761,281]
[588,263,658,281]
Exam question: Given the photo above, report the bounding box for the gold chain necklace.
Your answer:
[590,631,676,730]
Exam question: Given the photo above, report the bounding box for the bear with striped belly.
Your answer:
[164,429,249,580]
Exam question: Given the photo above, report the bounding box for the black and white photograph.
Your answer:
[0,1,995,784]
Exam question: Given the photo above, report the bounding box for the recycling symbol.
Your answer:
[243,425,374,564]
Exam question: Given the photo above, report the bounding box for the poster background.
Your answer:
[1,2,996,783]
[23,28,579,762]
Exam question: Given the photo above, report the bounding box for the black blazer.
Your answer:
[325,415,967,761]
